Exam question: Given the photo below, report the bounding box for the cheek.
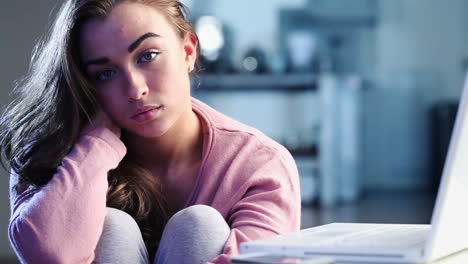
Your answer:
[157,62,190,92]
[145,68,175,94]
[96,90,123,116]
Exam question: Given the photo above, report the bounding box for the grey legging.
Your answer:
[93,205,231,264]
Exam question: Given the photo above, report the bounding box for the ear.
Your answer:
[183,32,198,72]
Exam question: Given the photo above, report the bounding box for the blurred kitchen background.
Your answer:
[0,0,467,262]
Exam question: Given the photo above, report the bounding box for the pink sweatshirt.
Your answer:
[9,98,301,264]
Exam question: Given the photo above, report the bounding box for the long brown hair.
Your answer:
[0,0,199,260]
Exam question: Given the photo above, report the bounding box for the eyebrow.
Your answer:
[83,32,161,68]
[128,32,161,52]
[84,58,110,68]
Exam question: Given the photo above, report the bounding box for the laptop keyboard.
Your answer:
[325,225,429,248]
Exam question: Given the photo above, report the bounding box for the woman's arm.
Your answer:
[210,152,301,264]
[8,124,126,264]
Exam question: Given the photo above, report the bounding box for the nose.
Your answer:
[125,69,148,101]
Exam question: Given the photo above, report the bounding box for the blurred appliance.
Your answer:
[278,1,376,75]
[320,74,363,206]
[194,16,234,73]
[286,31,318,72]
[241,47,268,74]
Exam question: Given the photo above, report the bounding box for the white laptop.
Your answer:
[236,74,468,264]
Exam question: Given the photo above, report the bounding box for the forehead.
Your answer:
[79,2,178,59]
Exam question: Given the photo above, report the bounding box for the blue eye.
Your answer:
[138,50,160,64]
[96,69,116,81]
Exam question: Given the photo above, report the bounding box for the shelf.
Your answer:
[280,7,377,29]
[192,73,318,92]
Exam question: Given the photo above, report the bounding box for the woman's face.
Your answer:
[79,2,197,138]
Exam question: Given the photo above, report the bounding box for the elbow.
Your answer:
[9,219,95,264]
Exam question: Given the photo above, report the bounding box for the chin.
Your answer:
[133,127,166,139]
[128,121,171,139]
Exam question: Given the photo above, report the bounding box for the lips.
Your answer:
[131,105,162,123]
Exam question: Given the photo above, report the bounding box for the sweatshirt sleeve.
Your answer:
[209,151,301,264]
[8,127,126,264]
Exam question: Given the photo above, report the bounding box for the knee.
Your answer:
[94,208,149,263]
[103,207,141,236]
[168,205,224,226]
[165,205,230,237]
[156,205,230,263]
[100,208,143,247]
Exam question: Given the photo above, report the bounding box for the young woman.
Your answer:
[0,0,301,263]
